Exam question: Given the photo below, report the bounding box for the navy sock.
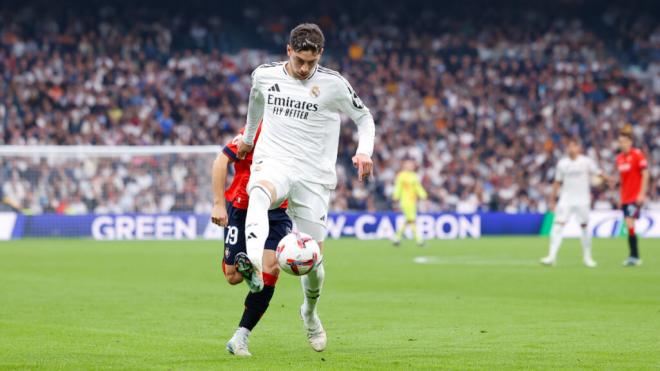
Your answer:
[239,285,275,331]
[628,235,639,258]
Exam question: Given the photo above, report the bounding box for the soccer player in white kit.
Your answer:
[541,139,603,268]
[236,23,375,352]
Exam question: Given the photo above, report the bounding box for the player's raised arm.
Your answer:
[335,77,375,181]
[239,69,265,159]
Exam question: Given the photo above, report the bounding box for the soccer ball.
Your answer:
[276,232,321,276]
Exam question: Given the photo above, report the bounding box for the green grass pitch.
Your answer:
[1,237,659,370]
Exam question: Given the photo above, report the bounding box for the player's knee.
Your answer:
[318,241,324,254]
[625,218,635,229]
[250,181,277,206]
[223,263,242,284]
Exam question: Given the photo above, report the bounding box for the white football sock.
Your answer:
[234,327,251,339]
[245,187,271,271]
[411,223,422,243]
[548,223,564,260]
[301,262,325,317]
[580,226,592,260]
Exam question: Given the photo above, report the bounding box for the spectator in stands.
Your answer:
[0,2,657,213]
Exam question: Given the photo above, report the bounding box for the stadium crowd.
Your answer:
[1,2,659,214]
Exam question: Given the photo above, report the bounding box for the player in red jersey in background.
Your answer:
[615,125,649,267]
[211,123,291,356]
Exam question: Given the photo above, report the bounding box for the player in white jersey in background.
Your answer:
[236,23,375,352]
[542,139,604,268]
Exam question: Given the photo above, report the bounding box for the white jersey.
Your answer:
[243,62,375,187]
[555,155,600,205]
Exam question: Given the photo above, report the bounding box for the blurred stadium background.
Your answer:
[1,0,658,219]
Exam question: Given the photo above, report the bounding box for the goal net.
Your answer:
[0,145,222,239]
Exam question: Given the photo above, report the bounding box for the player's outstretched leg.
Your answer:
[412,221,424,247]
[541,223,564,266]
[301,261,326,351]
[244,186,273,291]
[623,220,642,267]
[226,271,278,356]
[392,220,404,246]
[580,225,597,268]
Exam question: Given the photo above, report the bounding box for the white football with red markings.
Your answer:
[276,232,321,276]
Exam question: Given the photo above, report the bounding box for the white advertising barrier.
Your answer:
[561,210,660,238]
[0,212,18,240]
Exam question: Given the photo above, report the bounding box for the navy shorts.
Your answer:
[223,203,292,265]
[622,203,641,219]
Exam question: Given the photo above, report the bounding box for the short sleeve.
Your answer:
[222,133,243,161]
[638,151,648,169]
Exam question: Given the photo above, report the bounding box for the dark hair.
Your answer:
[289,23,324,53]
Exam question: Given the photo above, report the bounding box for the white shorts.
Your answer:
[554,203,590,225]
[247,158,331,241]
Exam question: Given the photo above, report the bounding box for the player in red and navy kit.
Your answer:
[211,124,291,356]
[616,127,649,267]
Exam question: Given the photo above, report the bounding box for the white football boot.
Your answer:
[540,256,556,266]
[226,328,251,357]
[583,257,597,268]
[301,306,327,352]
[622,257,642,267]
